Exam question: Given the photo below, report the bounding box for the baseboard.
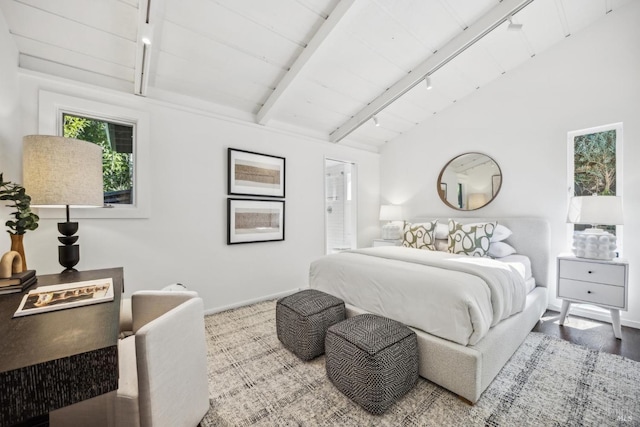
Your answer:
[204,288,303,315]
[547,302,640,330]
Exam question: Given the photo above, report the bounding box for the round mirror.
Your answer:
[437,152,502,211]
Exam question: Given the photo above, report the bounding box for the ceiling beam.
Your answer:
[256,0,357,125]
[329,0,534,143]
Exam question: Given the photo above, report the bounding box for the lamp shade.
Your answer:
[379,205,402,221]
[566,195,623,225]
[23,135,103,207]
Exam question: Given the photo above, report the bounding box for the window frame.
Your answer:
[566,122,624,252]
[38,90,150,219]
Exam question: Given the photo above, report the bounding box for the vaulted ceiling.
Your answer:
[0,0,631,152]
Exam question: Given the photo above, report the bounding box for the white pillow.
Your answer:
[491,224,512,242]
[435,239,448,252]
[435,222,448,240]
[488,242,517,258]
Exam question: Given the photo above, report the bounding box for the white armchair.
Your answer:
[51,290,210,427]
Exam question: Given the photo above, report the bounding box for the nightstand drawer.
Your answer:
[558,259,626,287]
[558,278,625,308]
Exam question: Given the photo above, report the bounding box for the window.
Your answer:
[63,113,135,205]
[567,123,623,235]
[38,90,150,218]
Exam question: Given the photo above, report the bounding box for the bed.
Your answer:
[309,217,550,403]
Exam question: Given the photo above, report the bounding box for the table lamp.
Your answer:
[379,205,402,240]
[566,195,623,260]
[23,135,103,272]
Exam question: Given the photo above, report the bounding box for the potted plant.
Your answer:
[0,173,39,270]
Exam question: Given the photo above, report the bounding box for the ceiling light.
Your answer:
[507,16,523,31]
[141,23,154,45]
[373,116,380,127]
[425,76,433,90]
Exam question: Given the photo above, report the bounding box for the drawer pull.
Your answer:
[588,271,593,274]
[587,290,592,294]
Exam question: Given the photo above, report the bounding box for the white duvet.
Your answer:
[309,246,527,346]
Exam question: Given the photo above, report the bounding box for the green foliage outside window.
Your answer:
[573,129,616,196]
[63,115,133,202]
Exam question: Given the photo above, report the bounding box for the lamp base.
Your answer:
[571,229,617,260]
[381,222,401,240]
[58,221,80,272]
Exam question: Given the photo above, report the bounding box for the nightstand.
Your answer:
[372,239,402,247]
[557,255,628,339]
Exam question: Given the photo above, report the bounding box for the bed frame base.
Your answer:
[345,287,548,403]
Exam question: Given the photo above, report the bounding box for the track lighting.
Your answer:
[372,116,380,127]
[425,76,433,90]
[507,16,523,31]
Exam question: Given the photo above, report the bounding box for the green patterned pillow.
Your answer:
[402,220,437,250]
[447,220,496,257]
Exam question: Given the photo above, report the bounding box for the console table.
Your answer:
[0,268,123,426]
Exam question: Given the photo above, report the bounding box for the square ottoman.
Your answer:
[276,289,345,361]
[325,314,418,415]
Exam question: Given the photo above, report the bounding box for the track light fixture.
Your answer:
[507,16,523,31]
[372,116,380,127]
[425,76,433,90]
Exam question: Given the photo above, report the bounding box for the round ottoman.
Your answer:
[276,289,345,361]
[325,314,418,415]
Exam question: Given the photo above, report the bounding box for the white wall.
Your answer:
[0,11,21,191]
[1,69,380,313]
[380,3,640,328]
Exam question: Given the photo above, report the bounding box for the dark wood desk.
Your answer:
[0,268,123,426]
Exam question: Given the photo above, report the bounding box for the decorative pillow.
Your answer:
[448,219,496,257]
[467,222,512,242]
[402,221,437,250]
[488,241,517,258]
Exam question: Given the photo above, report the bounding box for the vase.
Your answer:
[10,234,27,272]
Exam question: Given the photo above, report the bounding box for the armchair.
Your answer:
[51,290,210,427]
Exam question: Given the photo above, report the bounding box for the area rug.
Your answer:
[200,300,639,426]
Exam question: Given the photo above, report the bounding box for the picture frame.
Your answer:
[227,198,285,244]
[14,278,114,318]
[228,148,285,198]
[492,174,502,197]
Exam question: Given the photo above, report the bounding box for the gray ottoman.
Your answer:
[276,289,345,361]
[325,314,418,415]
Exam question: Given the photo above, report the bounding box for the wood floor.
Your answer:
[533,310,640,362]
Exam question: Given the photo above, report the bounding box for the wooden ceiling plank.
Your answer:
[14,35,135,82]
[15,0,138,40]
[160,21,284,87]
[3,1,136,67]
[19,54,134,92]
[329,0,534,143]
[256,0,356,125]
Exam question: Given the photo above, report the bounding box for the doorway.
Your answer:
[324,158,357,254]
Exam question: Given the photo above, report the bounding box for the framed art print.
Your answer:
[227,198,285,244]
[228,148,285,198]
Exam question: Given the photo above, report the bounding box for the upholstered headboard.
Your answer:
[411,217,551,288]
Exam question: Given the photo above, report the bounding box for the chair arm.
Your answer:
[131,290,199,334]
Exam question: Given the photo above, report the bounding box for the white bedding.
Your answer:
[309,246,528,346]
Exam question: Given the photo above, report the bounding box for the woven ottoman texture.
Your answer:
[276,289,346,361]
[325,314,418,415]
